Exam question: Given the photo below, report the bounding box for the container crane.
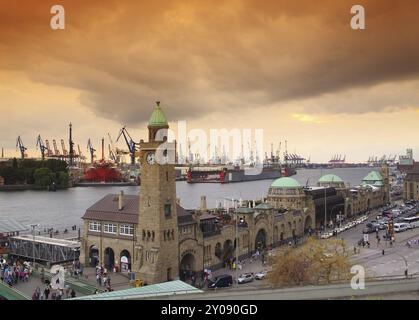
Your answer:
[116,126,138,165]
[36,135,48,160]
[61,139,68,156]
[16,136,27,159]
[52,140,60,156]
[45,140,53,157]
[87,139,96,164]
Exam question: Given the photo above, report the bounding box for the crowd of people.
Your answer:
[95,265,112,291]
[31,284,76,300]
[0,256,32,287]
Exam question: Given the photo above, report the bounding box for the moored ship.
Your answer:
[187,163,296,183]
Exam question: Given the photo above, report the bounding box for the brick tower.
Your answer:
[135,101,179,284]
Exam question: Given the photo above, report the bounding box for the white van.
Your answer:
[394,223,409,233]
[403,216,419,229]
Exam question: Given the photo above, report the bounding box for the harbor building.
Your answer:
[79,102,390,285]
[266,167,390,229]
[404,163,419,201]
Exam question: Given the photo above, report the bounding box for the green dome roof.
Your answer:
[362,171,384,187]
[148,101,168,127]
[362,171,383,182]
[318,174,343,183]
[271,177,301,188]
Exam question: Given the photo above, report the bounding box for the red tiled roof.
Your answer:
[82,194,194,225]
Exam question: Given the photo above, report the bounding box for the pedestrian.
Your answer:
[382,249,385,255]
[65,284,70,298]
[70,289,76,298]
[353,246,357,254]
[44,286,50,300]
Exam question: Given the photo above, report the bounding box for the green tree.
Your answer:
[33,168,55,187]
[57,171,69,187]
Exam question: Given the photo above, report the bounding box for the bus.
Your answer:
[402,216,419,229]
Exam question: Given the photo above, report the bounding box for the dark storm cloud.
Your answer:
[1,0,419,125]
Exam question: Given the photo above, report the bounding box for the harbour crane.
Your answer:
[16,136,27,159]
[108,144,117,162]
[87,139,96,164]
[108,133,121,164]
[36,135,48,160]
[77,144,86,162]
[45,140,53,157]
[52,140,60,156]
[116,126,138,165]
[61,139,68,156]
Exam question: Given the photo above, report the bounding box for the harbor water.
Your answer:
[0,167,378,231]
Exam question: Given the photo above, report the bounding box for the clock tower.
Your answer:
[135,101,179,284]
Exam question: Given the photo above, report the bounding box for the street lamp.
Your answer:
[330,204,345,230]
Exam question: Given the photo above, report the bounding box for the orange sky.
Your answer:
[1,0,419,162]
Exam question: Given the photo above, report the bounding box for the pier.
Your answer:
[9,235,80,264]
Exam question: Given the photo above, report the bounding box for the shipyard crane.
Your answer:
[52,140,60,156]
[107,133,121,164]
[61,139,68,156]
[117,126,138,165]
[77,144,86,162]
[87,139,96,164]
[36,135,48,160]
[16,136,27,159]
[108,144,117,162]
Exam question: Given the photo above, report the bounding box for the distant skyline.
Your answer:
[1,0,419,162]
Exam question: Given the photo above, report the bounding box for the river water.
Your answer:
[0,167,378,230]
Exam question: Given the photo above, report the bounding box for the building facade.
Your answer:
[404,163,419,201]
[79,102,390,285]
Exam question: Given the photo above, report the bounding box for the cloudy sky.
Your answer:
[1,0,419,162]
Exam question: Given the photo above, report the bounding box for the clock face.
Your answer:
[146,152,155,165]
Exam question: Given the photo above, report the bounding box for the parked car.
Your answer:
[207,274,233,289]
[238,273,254,284]
[255,270,267,280]
[394,223,409,233]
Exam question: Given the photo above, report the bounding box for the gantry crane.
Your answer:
[36,135,48,160]
[45,140,53,157]
[16,136,27,159]
[52,140,60,156]
[61,139,68,156]
[116,126,138,165]
[87,139,96,164]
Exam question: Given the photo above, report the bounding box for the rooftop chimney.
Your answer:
[118,190,124,211]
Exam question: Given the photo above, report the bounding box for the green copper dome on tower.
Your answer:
[148,101,168,127]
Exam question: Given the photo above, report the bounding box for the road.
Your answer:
[207,205,419,291]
